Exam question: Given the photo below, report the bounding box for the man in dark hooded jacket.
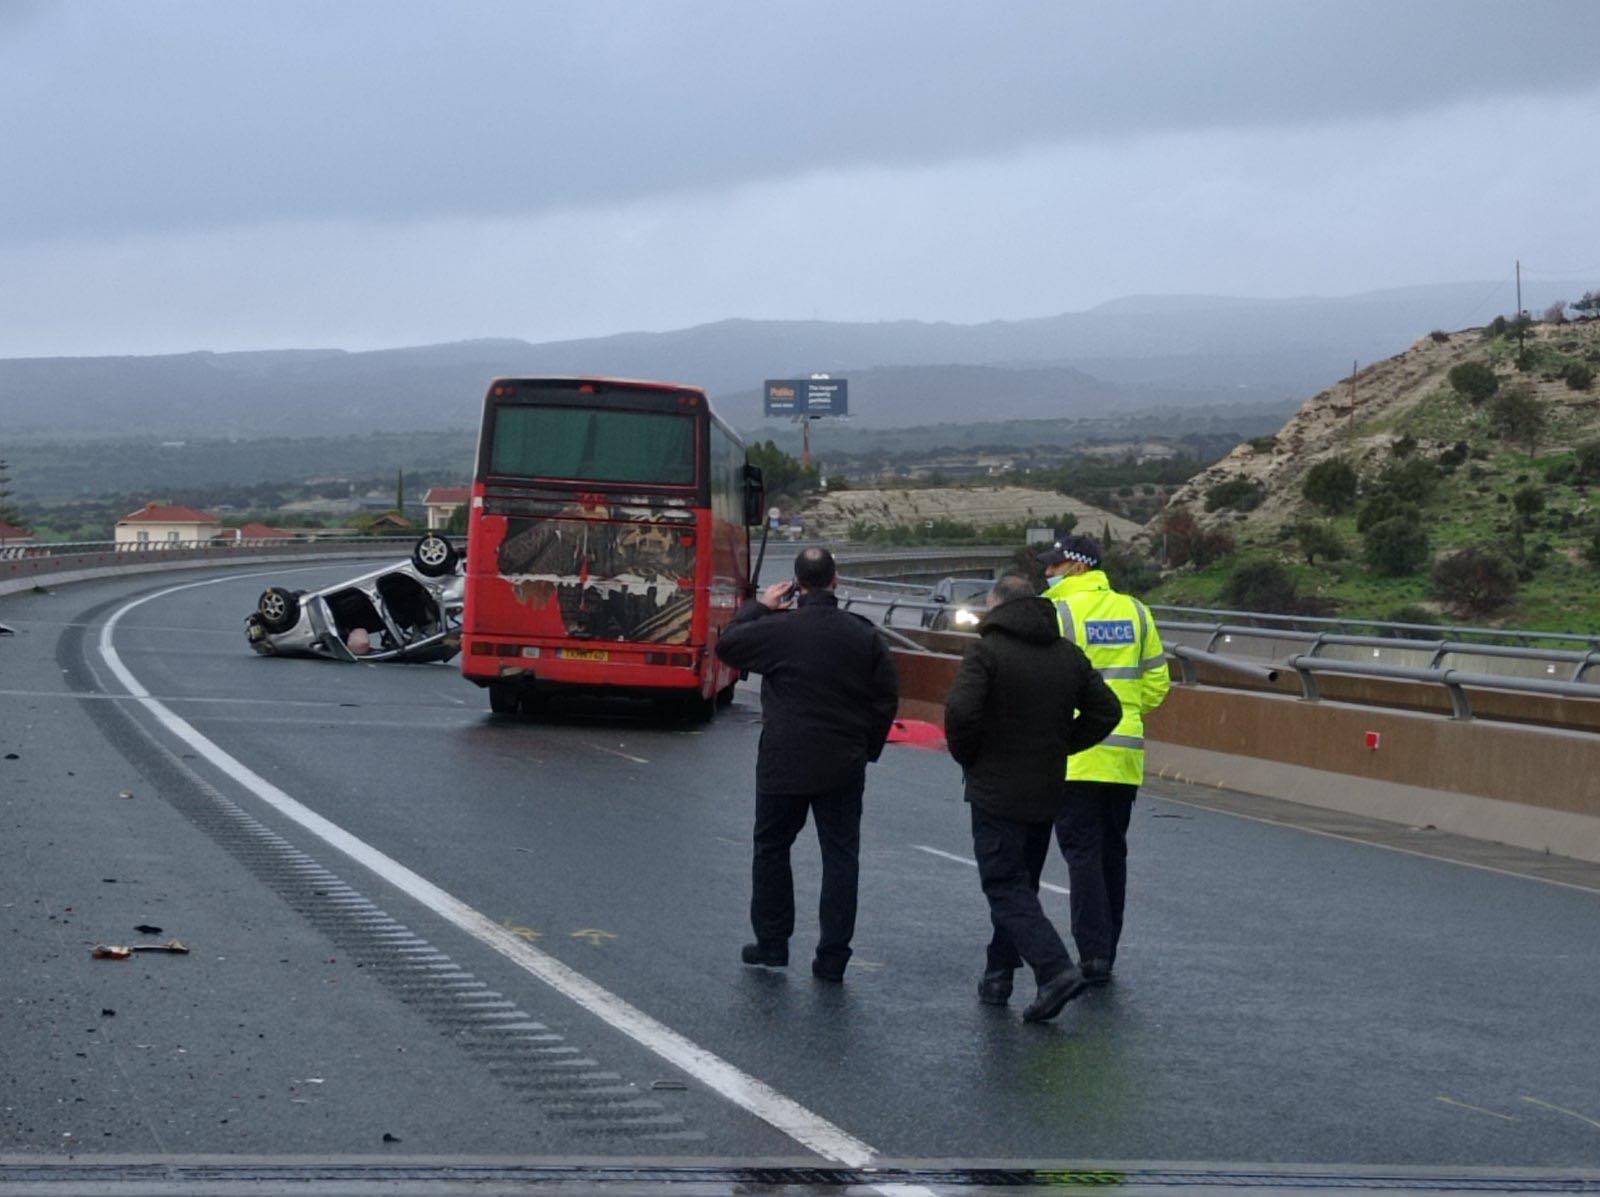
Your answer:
[944,574,1121,1022]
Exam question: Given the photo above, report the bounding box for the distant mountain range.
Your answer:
[1,281,1584,439]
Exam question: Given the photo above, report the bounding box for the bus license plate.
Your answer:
[560,648,610,662]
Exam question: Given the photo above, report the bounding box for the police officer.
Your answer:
[715,547,900,982]
[1039,533,1170,984]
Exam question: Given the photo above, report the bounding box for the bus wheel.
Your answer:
[715,682,737,708]
[488,682,521,716]
[674,694,716,725]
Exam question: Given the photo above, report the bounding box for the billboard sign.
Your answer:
[763,378,849,418]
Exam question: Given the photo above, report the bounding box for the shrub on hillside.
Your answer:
[1372,457,1440,504]
[1204,477,1264,513]
[1483,315,1510,339]
[1247,436,1277,454]
[1292,520,1346,566]
[1380,605,1439,636]
[1544,459,1577,485]
[1362,517,1431,577]
[1220,560,1301,614]
[1431,547,1519,615]
[1102,544,1160,597]
[1355,493,1420,535]
[1447,361,1499,403]
[1489,383,1546,454]
[1390,433,1418,458]
[1301,458,1358,514]
[1511,486,1545,517]
[1584,527,1600,571]
[1429,330,1450,344]
[1159,509,1234,569]
[1543,301,1569,324]
[1563,361,1595,391]
[1437,441,1470,471]
[1575,441,1600,483]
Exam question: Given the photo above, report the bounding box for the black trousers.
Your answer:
[1056,781,1138,965]
[751,779,863,966]
[969,805,1072,985]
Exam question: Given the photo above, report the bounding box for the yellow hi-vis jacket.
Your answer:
[1042,570,1170,784]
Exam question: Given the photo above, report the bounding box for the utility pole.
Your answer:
[800,415,812,470]
[1516,259,1525,356]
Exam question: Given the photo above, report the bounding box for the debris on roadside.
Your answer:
[650,1079,687,1091]
[133,924,163,935]
[116,790,134,799]
[382,1132,402,1143]
[91,939,190,959]
[3,752,18,760]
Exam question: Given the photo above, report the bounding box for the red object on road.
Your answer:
[887,719,947,750]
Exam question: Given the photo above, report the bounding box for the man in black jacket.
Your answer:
[944,574,1121,1022]
[714,547,900,982]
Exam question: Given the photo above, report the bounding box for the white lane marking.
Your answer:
[1521,1095,1600,1130]
[913,844,1070,895]
[98,576,923,1187]
[586,741,650,765]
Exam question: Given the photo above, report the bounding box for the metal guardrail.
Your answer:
[0,535,414,561]
[1150,602,1600,651]
[844,573,1600,724]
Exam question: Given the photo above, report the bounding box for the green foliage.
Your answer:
[1511,486,1545,517]
[1292,520,1346,566]
[445,503,470,535]
[1355,493,1420,535]
[1220,559,1301,614]
[1431,547,1519,615]
[1572,290,1600,318]
[1488,383,1546,454]
[1204,477,1264,513]
[1563,361,1595,391]
[1390,433,1417,458]
[1371,457,1440,505]
[1362,516,1431,577]
[1576,441,1600,483]
[1103,544,1160,598]
[1301,458,1358,514]
[1436,441,1469,471]
[1447,361,1499,403]
[746,440,819,500]
[1247,436,1277,454]
[1380,605,1439,634]
[0,458,20,526]
[1584,526,1600,570]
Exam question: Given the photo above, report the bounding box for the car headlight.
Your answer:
[953,607,981,627]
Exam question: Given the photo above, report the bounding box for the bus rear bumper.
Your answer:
[461,638,706,692]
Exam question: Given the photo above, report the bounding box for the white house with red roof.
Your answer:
[422,485,470,530]
[0,519,32,546]
[114,501,223,549]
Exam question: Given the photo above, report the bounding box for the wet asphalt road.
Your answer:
[3,562,1600,1170]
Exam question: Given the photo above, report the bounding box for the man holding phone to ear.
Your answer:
[715,546,901,982]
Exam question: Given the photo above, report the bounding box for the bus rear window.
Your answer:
[488,406,695,485]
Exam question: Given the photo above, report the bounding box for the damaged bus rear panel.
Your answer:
[460,377,762,718]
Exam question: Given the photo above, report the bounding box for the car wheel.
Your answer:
[412,532,459,577]
[257,586,300,633]
[488,682,521,716]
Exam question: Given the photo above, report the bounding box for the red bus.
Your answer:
[460,376,764,718]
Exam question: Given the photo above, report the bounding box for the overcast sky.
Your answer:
[3,0,1599,357]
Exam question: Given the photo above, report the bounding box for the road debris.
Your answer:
[3,752,18,760]
[382,1132,402,1143]
[133,924,163,935]
[117,790,134,799]
[91,939,190,959]
[650,1080,687,1091]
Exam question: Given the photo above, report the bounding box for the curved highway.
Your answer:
[4,561,1600,1176]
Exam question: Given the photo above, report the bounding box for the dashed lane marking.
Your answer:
[97,573,931,1191]
[913,844,1070,895]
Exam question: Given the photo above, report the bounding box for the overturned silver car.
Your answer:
[245,533,465,663]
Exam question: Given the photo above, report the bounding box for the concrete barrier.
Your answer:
[0,542,410,599]
[887,646,1600,865]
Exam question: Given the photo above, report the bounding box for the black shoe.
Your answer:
[741,942,787,968]
[1021,967,1089,1023]
[811,957,847,983]
[1080,957,1113,986]
[977,969,1014,1005]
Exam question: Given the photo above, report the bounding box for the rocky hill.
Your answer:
[802,486,1141,542]
[1161,319,1600,542]
[1146,314,1600,628]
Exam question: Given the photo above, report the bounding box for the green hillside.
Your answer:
[1142,309,1600,633]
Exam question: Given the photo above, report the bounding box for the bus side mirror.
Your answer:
[743,465,766,527]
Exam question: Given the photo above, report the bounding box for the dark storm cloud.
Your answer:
[4,0,1599,244]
